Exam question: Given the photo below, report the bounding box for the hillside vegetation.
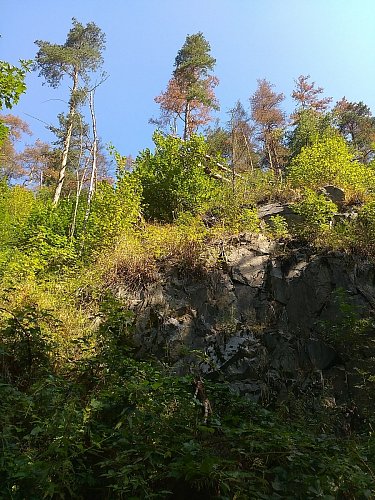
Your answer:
[1,22,375,499]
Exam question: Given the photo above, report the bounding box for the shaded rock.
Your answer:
[124,236,375,413]
[306,339,338,370]
[258,203,303,227]
[319,185,345,207]
[229,380,265,401]
[237,233,277,254]
[227,248,269,286]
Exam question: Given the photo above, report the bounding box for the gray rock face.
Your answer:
[319,185,345,207]
[258,203,303,227]
[121,235,375,412]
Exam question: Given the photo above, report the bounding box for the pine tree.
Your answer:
[34,18,105,205]
[152,32,219,139]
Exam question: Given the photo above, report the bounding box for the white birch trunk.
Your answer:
[52,70,78,206]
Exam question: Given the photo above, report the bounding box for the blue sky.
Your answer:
[2,0,375,158]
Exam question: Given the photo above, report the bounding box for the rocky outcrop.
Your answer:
[118,234,375,415]
[318,185,346,208]
[257,202,303,227]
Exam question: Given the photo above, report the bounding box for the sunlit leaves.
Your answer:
[135,132,220,221]
[288,136,375,200]
[0,60,31,111]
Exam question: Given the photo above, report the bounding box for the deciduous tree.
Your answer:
[135,132,220,220]
[0,60,31,144]
[292,75,332,114]
[0,114,31,181]
[288,135,375,201]
[288,75,333,158]
[228,100,257,173]
[333,98,375,162]
[250,79,286,174]
[18,139,51,188]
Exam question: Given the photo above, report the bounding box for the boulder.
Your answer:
[319,185,345,206]
[306,339,338,370]
[257,203,303,227]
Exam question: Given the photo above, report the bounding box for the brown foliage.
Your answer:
[153,75,219,138]
[18,139,52,188]
[250,80,286,174]
[250,79,285,129]
[292,75,332,114]
[0,114,32,180]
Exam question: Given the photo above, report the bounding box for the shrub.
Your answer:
[135,132,220,221]
[0,302,56,385]
[293,189,337,237]
[267,214,289,239]
[82,170,142,257]
[354,200,375,256]
[0,182,35,248]
[288,136,375,201]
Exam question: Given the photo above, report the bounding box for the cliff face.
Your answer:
[118,234,375,417]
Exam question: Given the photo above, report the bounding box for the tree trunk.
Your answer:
[79,89,100,256]
[266,144,273,172]
[83,90,98,227]
[231,127,236,193]
[243,134,254,172]
[70,163,88,242]
[183,101,191,140]
[70,110,87,241]
[52,69,79,206]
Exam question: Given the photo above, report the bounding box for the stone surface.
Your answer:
[319,185,346,206]
[121,236,375,413]
[257,203,303,227]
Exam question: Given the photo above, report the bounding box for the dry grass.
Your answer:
[97,222,213,292]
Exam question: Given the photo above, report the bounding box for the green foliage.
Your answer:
[13,197,77,273]
[0,184,44,283]
[3,43,375,499]
[287,109,335,158]
[205,173,260,232]
[318,287,372,346]
[174,32,217,109]
[0,167,141,273]
[34,18,105,88]
[0,302,57,386]
[267,215,289,239]
[353,200,375,256]
[293,189,337,237]
[82,172,142,256]
[0,204,373,498]
[0,59,31,110]
[0,182,35,247]
[288,136,375,201]
[0,59,31,144]
[333,98,375,163]
[135,132,220,221]
[1,353,373,498]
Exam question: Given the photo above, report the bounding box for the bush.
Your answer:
[82,171,142,257]
[288,136,375,202]
[0,302,56,386]
[267,214,289,239]
[354,200,375,256]
[135,132,220,221]
[293,189,337,238]
[11,196,78,274]
[0,182,35,248]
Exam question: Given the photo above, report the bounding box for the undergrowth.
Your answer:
[1,318,374,499]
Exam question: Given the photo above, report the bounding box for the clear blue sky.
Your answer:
[2,0,375,158]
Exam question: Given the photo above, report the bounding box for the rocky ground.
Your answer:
[111,231,375,429]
